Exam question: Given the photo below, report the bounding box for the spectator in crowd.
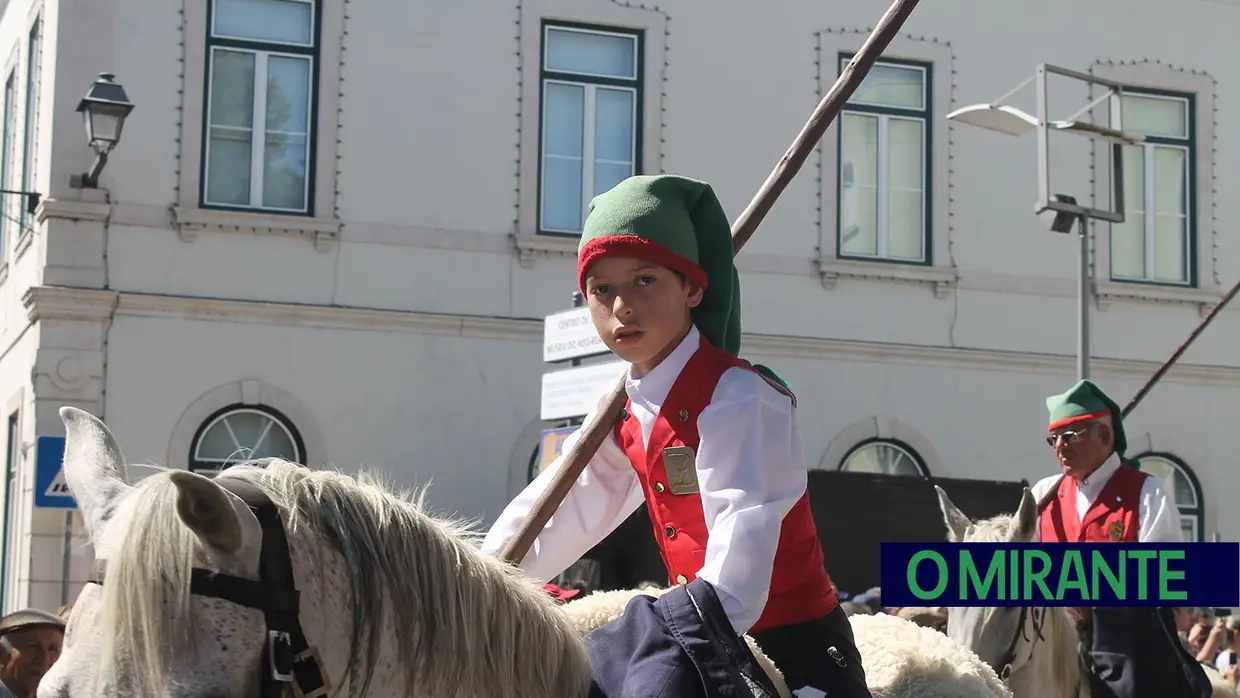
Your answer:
[1215,618,1240,679]
[0,609,65,698]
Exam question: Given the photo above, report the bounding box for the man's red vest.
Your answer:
[1039,464,1148,543]
[613,337,837,633]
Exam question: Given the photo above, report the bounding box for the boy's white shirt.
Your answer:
[1029,451,1183,543]
[480,326,806,636]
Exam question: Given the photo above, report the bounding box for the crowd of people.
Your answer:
[834,586,947,633]
[1178,607,1240,688]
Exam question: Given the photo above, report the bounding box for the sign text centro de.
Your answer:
[540,362,627,421]
[543,307,608,363]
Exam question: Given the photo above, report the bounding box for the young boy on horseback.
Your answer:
[482,174,871,697]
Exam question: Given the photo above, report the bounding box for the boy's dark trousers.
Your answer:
[751,606,873,698]
[1084,606,1212,698]
[585,579,784,697]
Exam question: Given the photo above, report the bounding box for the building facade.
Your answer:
[0,0,1234,611]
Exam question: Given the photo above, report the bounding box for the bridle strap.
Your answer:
[89,477,330,698]
[995,606,1049,681]
[219,478,329,698]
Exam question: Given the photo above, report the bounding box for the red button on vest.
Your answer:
[614,336,837,633]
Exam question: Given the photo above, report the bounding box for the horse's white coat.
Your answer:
[563,587,1012,698]
[40,407,593,698]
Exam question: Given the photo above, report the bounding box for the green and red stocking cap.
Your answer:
[1046,379,1138,467]
[576,174,788,388]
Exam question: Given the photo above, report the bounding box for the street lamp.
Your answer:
[70,72,134,189]
[947,64,1143,380]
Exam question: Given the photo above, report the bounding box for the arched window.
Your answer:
[1135,452,1204,542]
[839,438,929,477]
[190,405,305,476]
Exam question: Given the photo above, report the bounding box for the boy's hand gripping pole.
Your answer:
[499,0,926,566]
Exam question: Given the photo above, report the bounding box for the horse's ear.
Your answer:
[60,406,133,542]
[1013,487,1038,542]
[935,485,971,542]
[169,471,244,556]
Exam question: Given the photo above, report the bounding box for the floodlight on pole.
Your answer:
[948,63,1144,381]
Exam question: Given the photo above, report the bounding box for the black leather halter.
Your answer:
[992,478,1063,681]
[90,478,331,698]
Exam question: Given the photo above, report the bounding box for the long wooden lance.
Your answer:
[500,0,926,566]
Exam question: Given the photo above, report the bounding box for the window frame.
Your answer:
[0,72,14,263]
[1108,88,1197,287]
[838,437,930,477]
[1134,451,1203,542]
[18,17,38,237]
[835,53,933,266]
[199,0,322,217]
[0,411,17,611]
[536,20,644,237]
[188,403,306,476]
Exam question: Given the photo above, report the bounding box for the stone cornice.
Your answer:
[22,286,118,322]
[19,285,1240,386]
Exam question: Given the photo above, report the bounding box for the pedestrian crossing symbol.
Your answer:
[45,467,70,497]
[34,436,76,510]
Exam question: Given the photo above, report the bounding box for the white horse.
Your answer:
[935,485,1236,698]
[42,406,1008,698]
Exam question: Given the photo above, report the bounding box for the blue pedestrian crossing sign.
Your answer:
[34,436,75,509]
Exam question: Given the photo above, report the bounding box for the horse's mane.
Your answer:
[96,459,593,697]
[962,511,1090,697]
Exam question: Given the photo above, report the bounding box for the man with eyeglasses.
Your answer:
[1030,379,1211,698]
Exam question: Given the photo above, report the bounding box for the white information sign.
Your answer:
[540,361,627,420]
[543,306,608,362]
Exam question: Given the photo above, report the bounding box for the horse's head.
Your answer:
[39,407,274,697]
[936,485,1041,679]
[40,407,594,698]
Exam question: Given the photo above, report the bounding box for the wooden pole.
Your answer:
[1120,276,1240,419]
[499,0,927,566]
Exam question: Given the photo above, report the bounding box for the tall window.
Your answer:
[1136,453,1203,542]
[203,0,318,214]
[0,74,14,260]
[839,439,928,477]
[19,19,39,232]
[189,405,304,476]
[838,57,930,264]
[1110,91,1194,285]
[539,22,642,234]
[1,412,18,611]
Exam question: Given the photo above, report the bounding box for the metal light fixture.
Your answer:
[947,63,1146,382]
[71,72,134,188]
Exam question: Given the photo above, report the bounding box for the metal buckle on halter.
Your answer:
[268,630,295,682]
[290,645,331,698]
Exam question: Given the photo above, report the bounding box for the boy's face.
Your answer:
[584,256,703,374]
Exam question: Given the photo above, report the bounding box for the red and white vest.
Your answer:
[1039,464,1148,543]
[613,337,837,633]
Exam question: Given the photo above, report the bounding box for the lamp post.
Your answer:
[946,64,1142,381]
[70,72,134,189]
